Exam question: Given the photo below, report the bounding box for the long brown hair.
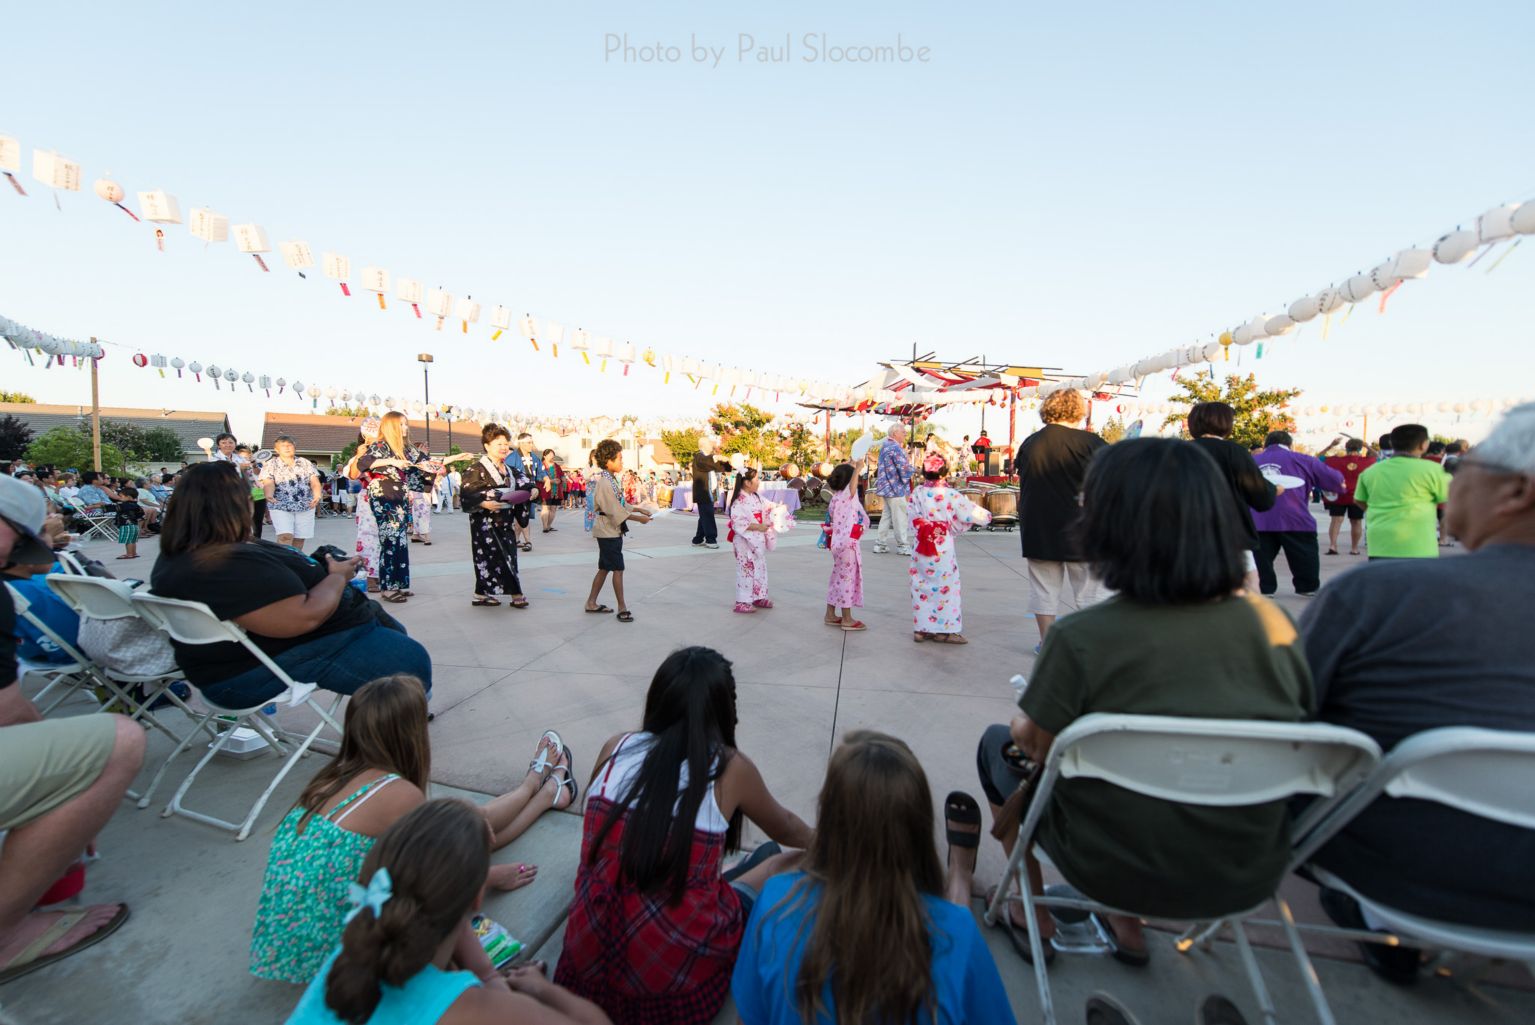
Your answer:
[294,675,430,833]
[324,800,488,1024]
[157,461,253,557]
[776,731,942,1025]
[378,411,408,459]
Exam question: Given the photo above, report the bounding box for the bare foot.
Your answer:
[0,904,125,968]
[487,862,538,891]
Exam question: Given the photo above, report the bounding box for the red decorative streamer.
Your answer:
[252,254,270,272]
[113,201,140,222]
[3,171,25,195]
[1377,280,1403,313]
[412,303,421,318]
[339,283,351,296]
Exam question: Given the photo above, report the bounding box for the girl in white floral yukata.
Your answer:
[343,418,383,591]
[908,453,991,644]
[728,468,778,613]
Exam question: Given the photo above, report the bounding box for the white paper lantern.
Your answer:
[1316,287,1346,315]
[188,361,204,380]
[544,320,565,350]
[1432,229,1479,265]
[455,298,481,332]
[595,337,615,359]
[424,288,454,319]
[1512,203,1535,236]
[0,135,19,173]
[517,315,538,346]
[1339,273,1378,304]
[323,253,351,283]
[233,224,271,253]
[224,368,239,384]
[571,327,590,351]
[1477,204,1519,243]
[94,178,124,203]
[31,149,81,191]
[280,240,314,270]
[1265,314,1296,336]
[1287,295,1321,323]
[396,278,423,305]
[138,190,182,224]
[359,267,391,307]
[1200,341,1224,361]
[259,375,272,393]
[1437,401,1452,413]
[1368,260,1401,292]
[36,335,63,356]
[488,305,512,337]
[1390,248,1432,280]
[206,364,222,386]
[188,208,229,243]
[292,381,305,397]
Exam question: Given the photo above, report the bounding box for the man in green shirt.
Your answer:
[1355,423,1449,559]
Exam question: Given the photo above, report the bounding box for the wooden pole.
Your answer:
[89,338,102,472]
[1007,388,1017,475]
[824,410,832,458]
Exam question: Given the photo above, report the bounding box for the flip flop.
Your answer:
[584,605,613,614]
[825,619,846,628]
[995,902,1055,966]
[943,791,981,863]
[546,763,579,811]
[0,904,130,984]
[471,596,502,607]
[1090,912,1150,967]
[616,610,634,623]
[528,731,563,779]
[380,591,408,603]
[840,620,866,631]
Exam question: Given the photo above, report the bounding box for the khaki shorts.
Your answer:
[1026,559,1103,616]
[0,715,118,831]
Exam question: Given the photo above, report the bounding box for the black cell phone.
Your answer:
[309,544,349,565]
[1002,742,1031,771]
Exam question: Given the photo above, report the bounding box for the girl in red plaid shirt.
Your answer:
[556,648,811,1025]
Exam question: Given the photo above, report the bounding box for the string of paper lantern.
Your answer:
[1027,198,1534,401]
[0,134,879,410]
[0,314,105,363]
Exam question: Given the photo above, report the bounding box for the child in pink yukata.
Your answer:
[909,454,991,644]
[823,463,869,632]
[728,468,776,613]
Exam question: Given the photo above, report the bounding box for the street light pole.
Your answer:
[417,353,434,454]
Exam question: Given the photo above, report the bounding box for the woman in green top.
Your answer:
[250,675,578,983]
[976,439,1312,967]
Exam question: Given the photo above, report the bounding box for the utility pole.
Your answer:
[89,337,102,472]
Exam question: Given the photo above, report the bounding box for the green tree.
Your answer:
[1162,372,1301,448]
[335,440,360,470]
[0,415,34,460]
[1097,416,1127,444]
[27,426,126,474]
[325,405,371,418]
[91,420,184,462]
[660,429,703,471]
[708,402,780,467]
[0,391,35,404]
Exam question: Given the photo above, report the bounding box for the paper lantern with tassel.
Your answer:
[397,278,423,317]
[32,150,81,192]
[1288,294,1322,323]
[619,341,637,375]
[1512,203,1535,236]
[189,208,229,243]
[543,319,564,357]
[571,328,590,364]
[517,315,539,352]
[259,374,272,396]
[188,361,204,382]
[323,253,352,295]
[206,364,222,388]
[280,240,314,277]
[595,336,614,372]
[424,288,453,330]
[1432,229,1479,265]
[232,224,271,271]
[489,305,511,339]
[360,267,390,309]
[455,298,481,334]
[1478,205,1519,243]
[1338,273,1378,304]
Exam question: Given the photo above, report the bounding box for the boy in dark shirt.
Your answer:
[114,487,144,560]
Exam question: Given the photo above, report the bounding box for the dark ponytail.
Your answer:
[324,800,490,1024]
[728,466,757,510]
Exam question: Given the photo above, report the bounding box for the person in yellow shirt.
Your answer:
[1355,424,1450,559]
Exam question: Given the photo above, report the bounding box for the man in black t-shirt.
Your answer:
[690,437,732,549]
[0,475,143,975]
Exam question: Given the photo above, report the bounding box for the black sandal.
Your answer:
[472,596,501,607]
[509,597,530,609]
[616,609,634,623]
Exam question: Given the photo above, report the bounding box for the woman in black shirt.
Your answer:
[1187,402,1278,591]
[149,462,432,709]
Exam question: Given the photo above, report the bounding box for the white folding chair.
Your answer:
[77,508,118,542]
[44,574,219,808]
[129,592,343,841]
[5,582,150,723]
[983,713,1380,1025]
[1287,726,1535,970]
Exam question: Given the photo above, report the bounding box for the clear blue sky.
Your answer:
[3,1,1532,444]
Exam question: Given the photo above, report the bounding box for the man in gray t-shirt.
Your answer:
[1300,403,1535,978]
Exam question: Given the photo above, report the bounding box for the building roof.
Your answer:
[260,412,485,457]
[0,402,229,455]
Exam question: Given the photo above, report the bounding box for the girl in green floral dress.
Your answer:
[249,675,577,983]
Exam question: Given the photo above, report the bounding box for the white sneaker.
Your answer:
[872,546,888,554]
[897,547,912,556]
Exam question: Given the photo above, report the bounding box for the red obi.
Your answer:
[913,518,948,556]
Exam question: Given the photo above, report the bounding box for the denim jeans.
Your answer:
[199,614,433,708]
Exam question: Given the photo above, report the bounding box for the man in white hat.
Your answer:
[0,474,144,981]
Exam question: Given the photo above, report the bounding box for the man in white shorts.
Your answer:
[258,435,322,551]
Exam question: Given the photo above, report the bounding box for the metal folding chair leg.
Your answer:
[1274,896,1338,1025]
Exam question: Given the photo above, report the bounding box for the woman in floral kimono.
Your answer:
[824,463,869,631]
[458,423,530,609]
[909,454,991,644]
[728,468,775,613]
[407,442,436,546]
[343,418,383,591]
[356,412,467,603]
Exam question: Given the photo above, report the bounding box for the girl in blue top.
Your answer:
[287,799,612,1025]
[731,731,1016,1025]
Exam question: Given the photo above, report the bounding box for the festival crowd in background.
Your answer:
[1,393,1531,1025]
